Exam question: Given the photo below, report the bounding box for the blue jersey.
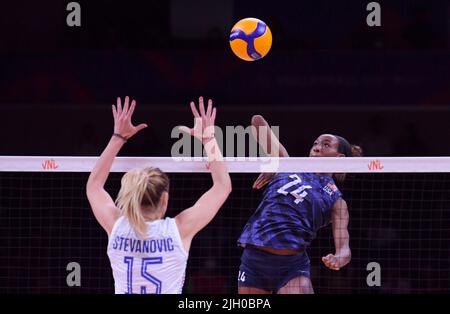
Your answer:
[238,173,343,251]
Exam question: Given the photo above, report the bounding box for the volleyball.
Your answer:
[229,18,272,61]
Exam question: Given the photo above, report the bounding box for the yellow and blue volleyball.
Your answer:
[229,18,272,61]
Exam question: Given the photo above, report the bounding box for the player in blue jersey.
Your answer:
[238,115,362,294]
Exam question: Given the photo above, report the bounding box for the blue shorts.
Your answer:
[238,246,310,292]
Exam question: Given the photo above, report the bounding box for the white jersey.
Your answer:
[107,216,188,294]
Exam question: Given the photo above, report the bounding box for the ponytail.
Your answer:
[351,144,363,157]
[116,167,169,238]
[334,136,364,183]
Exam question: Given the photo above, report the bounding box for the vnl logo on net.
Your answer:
[42,159,59,170]
[170,124,281,172]
[368,159,384,171]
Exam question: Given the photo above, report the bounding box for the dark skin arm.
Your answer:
[251,115,289,189]
[322,198,351,270]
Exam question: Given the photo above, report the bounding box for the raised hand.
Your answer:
[112,96,148,140]
[179,96,216,144]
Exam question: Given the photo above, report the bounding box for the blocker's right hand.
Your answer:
[179,96,216,144]
[112,96,148,139]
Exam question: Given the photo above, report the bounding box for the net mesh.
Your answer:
[0,157,449,293]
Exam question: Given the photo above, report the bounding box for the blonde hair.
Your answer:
[116,167,170,237]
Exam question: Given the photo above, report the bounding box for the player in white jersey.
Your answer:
[86,96,231,294]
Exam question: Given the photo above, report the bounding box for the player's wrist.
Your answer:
[201,133,215,145]
[334,251,351,263]
[112,133,128,142]
[201,125,215,144]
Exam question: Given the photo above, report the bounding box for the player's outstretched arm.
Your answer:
[251,114,289,158]
[175,97,232,250]
[251,115,289,189]
[322,198,351,270]
[86,96,148,235]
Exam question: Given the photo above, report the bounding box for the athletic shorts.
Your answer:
[238,246,310,292]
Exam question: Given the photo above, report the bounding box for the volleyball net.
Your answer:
[0,156,449,293]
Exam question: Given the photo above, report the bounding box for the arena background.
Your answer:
[0,0,449,294]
